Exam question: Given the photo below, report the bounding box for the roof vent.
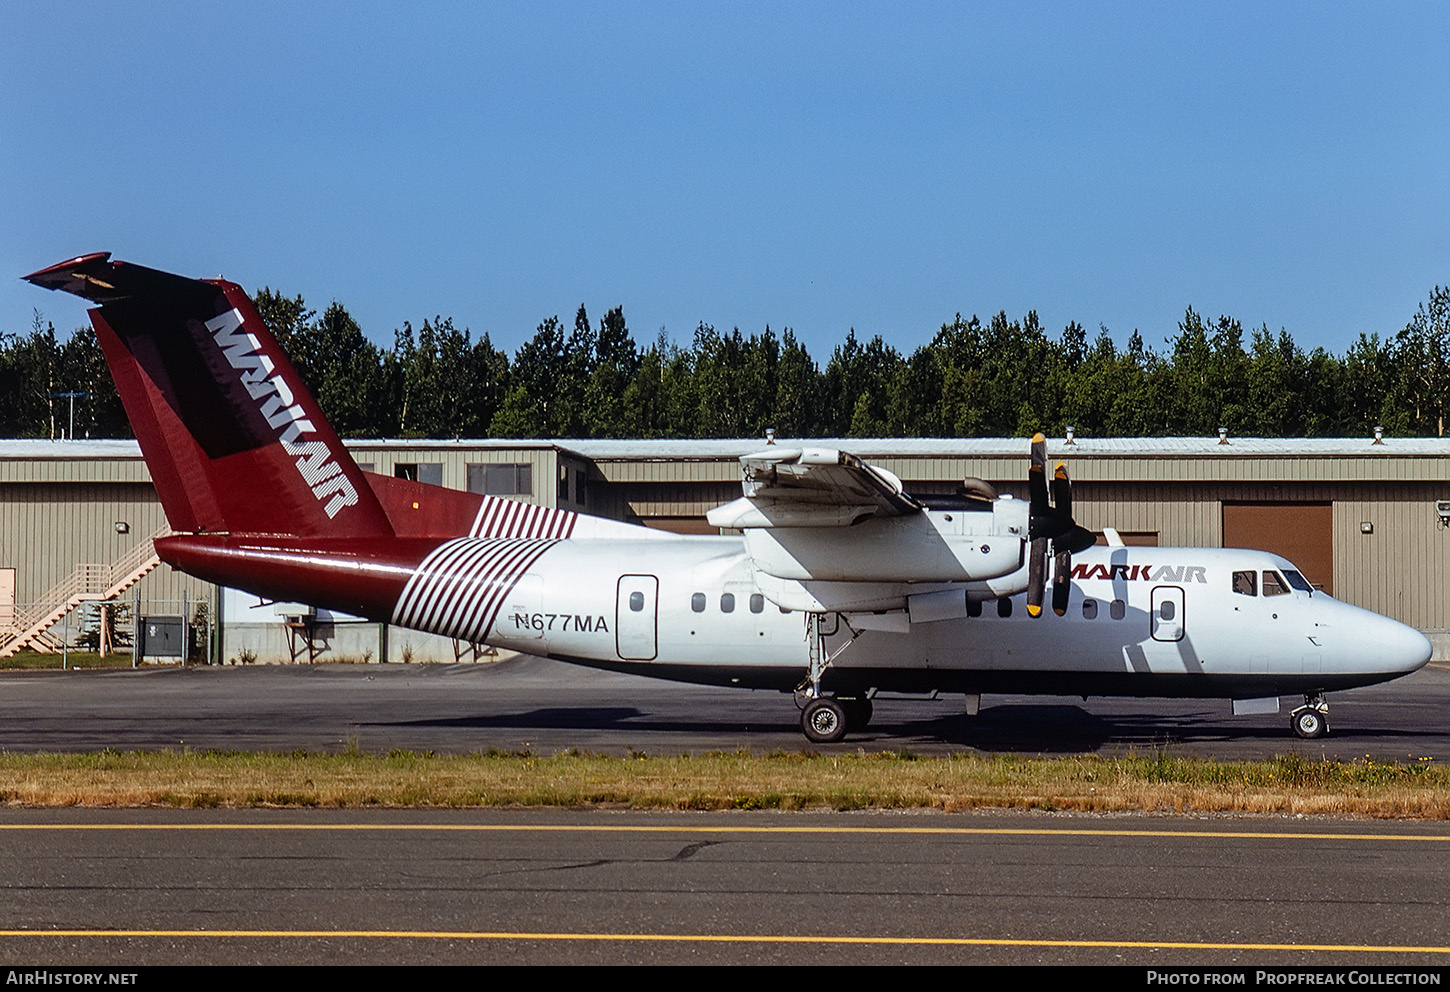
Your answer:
[1217,426,1229,445]
[1064,426,1076,445]
[764,428,776,445]
[1373,425,1384,445]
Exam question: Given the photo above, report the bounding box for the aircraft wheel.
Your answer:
[1292,707,1327,739]
[841,697,873,732]
[801,697,849,744]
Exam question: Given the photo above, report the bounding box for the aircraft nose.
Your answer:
[1380,617,1433,674]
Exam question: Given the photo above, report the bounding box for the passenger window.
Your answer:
[1232,571,1257,596]
[749,594,764,614]
[691,593,706,613]
[629,591,644,612]
[966,599,982,618]
[1082,599,1097,620]
[1262,571,1289,597]
[997,598,1012,618]
[1160,600,1175,621]
[720,593,735,613]
[1110,599,1125,620]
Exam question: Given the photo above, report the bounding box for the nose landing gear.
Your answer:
[1291,693,1329,739]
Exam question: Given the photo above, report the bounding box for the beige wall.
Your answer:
[3,442,1449,639]
[0,480,204,608]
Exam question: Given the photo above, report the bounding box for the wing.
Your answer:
[706,447,923,529]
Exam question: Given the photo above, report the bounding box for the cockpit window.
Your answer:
[1262,571,1289,597]
[1232,570,1257,596]
[1282,569,1313,593]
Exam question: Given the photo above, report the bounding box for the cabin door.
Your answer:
[616,574,658,661]
[1151,585,1185,642]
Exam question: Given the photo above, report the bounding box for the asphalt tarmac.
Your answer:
[0,655,1445,759]
[1,809,1448,966]
[2,660,1448,968]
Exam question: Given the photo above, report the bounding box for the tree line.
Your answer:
[2,285,1447,440]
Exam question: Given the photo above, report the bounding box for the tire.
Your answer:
[1292,707,1327,739]
[801,697,849,744]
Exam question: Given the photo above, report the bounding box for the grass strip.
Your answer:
[0,748,1446,817]
[0,651,141,670]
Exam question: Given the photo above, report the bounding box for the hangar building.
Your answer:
[2,433,1446,662]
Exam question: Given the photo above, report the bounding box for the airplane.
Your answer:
[24,253,1433,743]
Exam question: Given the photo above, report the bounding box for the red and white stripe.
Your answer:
[470,496,577,540]
[392,537,559,642]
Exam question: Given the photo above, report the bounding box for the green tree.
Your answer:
[1393,286,1450,435]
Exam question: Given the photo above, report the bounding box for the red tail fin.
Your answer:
[25,253,393,540]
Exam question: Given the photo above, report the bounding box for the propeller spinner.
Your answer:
[1025,433,1095,616]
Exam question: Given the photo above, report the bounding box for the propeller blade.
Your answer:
[1027,537,1047,617]
[1050,461,1072,520]
[1027,433,1056,542]
[1030,432,1047,472]
[1052,549,1072,616]
[1061,524,1097,555]
[1028,433,1049,519]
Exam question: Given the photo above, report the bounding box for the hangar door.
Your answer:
[1222,502,1333,595]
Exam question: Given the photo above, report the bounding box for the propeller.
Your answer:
[1025,433,1096,617]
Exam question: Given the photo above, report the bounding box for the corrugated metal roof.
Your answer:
[4,436,1450,462]
[563,436,1450,460]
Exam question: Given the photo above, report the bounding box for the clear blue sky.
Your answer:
[4,2,1447,360]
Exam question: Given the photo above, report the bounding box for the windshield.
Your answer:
[1281,569,1314,593]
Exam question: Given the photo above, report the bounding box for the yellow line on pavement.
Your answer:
[0,929,1447,953]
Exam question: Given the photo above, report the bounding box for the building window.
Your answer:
[558,465,570,502]
[394,463,441,485]
[467,463,533,496]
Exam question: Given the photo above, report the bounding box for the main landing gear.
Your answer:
[795,612,868,743]
[798,694,873,744]
[1291,693,1329,739]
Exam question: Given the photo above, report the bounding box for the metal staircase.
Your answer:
[0,527,170,658]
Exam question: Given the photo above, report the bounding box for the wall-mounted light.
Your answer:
[113,521,130,535]
[1360,521,1374,534]
[1437,501,1450,528]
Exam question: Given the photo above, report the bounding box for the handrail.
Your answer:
[0,526,171,657]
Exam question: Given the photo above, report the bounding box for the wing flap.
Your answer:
[706,448,921,528]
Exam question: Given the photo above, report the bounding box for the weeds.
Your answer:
[0,749,1446,816]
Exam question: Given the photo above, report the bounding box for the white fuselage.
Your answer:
[482,530,1432,700]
